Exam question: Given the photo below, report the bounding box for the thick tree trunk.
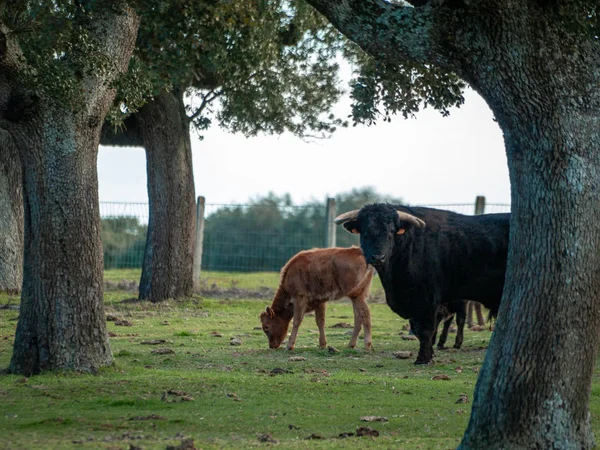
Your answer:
[6,8,139,375]
[137,90,196,302]
[303,1,600,447]
[457,10,600,450]
[10,108,113,375]
[461,117,600,450]
[0,130,23,293]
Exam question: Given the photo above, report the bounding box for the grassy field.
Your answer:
[1,272,600,449]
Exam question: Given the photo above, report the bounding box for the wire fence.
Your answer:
[100,199,511,274]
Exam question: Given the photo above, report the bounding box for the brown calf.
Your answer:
[260,246,374,350]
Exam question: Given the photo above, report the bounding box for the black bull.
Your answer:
[335,203,509,364]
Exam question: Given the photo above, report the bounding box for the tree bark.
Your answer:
[304,1,600,447]
[5,8,140,375]
[136,89,196,302]
[0,130,23,293]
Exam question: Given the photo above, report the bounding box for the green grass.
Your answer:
[2,289,600,449]
[104,269,386,299]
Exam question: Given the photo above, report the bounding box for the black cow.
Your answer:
[335,203,509,364]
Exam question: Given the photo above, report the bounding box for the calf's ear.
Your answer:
[266,306,275,318]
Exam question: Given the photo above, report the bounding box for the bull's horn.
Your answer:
[334,209,360,224]
[397,211,426,228]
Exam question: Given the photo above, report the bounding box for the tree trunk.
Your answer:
[302,1,600,447]
[457,12,600,450]
[0,130,23,293]
[7,8,139,375]
[137,89,196,302]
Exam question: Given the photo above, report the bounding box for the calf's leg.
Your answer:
[314,302,327,349]
[286,297,306,351]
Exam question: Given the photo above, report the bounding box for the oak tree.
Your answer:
[304,0,600,448]
[102,1,346,302]
[1,1,140,375]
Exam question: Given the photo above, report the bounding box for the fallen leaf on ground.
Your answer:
[230,338,242,346]
[106,314,119,322]
[328,346,340,353]
[258,433,278,443]
[330,322,352,328]
[129,414,166,421]
[151,348,175,355]
[168,390,188,396]
[210,331,223,337]
[166,438,196,450]
[140,339,167,345]
[270,368,293,375]
[360,416,388,423]
[356,426,379,437]
[455,366,463,373]
[305,433,324,440]
[431,374,451,381]
[393,351,413,359]
[115,319,133,327]
[401,335,418,341]
[456,394,469,404]
[289,356,307,362]
[288,424,301,430]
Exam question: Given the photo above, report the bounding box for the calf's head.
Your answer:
[334,204,426,269]
[259,306,290,349]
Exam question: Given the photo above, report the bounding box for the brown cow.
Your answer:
[259,246,374,351]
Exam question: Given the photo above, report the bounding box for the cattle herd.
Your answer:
[260,203,510,364]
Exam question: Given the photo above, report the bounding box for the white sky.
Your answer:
[98,88,511,207]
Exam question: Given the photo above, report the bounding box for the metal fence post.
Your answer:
[325,197,337,248]
[193,196,206,292]
[474,195,486,215]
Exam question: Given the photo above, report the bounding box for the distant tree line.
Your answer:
[202,187,402,272]
[101,217,148,270]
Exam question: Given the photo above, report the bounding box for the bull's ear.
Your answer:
[342,221,360,234]
[266,306,275,318]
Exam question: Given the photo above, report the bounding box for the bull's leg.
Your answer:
[437,315,453,349]
[454,301,467,349]
[286,297,306,351]
[412,313,436,365]
[467,301,475,328]
[314,302,327,349]
[474,301,485,327]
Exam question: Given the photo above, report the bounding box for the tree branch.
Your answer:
[304,0,450,68]
[189,89,222,121]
